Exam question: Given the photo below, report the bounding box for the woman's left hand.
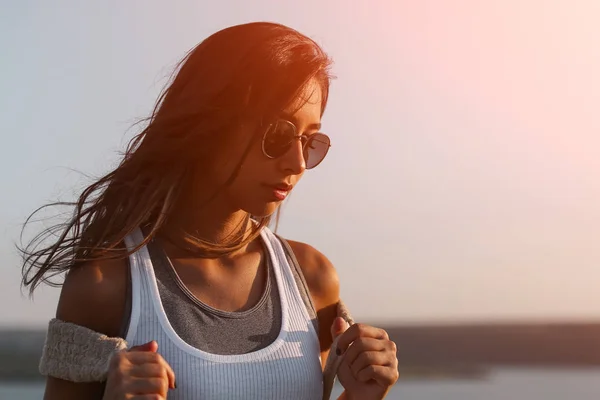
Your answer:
[332,318,399,400]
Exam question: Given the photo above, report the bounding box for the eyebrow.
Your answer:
[280,112,322,132]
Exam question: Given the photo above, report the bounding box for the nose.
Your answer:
[279,137,306,175]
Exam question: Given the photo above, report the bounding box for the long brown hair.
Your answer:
[20,22,333,295]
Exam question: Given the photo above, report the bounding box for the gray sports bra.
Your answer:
[119,235,318,355]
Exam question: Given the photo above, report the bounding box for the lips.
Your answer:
[271,183,293,191]
[264,182,293,201]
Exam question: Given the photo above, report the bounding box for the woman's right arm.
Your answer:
[43,258,129,400]
[43,258,176,400]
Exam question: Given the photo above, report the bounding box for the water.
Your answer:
[1,369,599,399]
[332,368,600,400]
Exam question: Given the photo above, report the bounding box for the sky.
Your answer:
[2,0,600,328]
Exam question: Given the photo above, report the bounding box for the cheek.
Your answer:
[217,150,268,201]
[234,158,269,190]
[237,139,273,181]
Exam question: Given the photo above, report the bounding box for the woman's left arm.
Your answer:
[287,241,399,400]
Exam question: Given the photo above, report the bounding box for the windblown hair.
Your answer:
[20,22,332,295]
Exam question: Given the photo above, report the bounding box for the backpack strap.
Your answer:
[273,235,355,399]
[275,234,318,319]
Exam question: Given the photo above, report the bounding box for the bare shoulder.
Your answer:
[56,256,129,337]
[286,239,340,359]
[286,240,340,308]
[44,257,129,399]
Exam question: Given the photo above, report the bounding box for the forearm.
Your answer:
[43,377,105,400]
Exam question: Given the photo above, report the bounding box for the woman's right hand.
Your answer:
[103,341,176,400]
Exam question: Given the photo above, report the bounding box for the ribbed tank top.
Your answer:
[123,227,324,399]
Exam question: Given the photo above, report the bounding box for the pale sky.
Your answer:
[2,0,600,328]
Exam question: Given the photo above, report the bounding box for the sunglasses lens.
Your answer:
[263,120,296,158]
[304,133,330,169]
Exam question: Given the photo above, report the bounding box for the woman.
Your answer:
[21,22,399,399]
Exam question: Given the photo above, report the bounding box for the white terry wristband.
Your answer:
[39,318,128,382]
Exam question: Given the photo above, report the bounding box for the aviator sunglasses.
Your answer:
[261,119,331,169]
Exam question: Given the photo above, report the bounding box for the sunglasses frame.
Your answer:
[261,119,331,170]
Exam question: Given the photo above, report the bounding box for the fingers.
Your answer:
[348,348,390,373]
[356,364,400,387]
[330,316,350,339]
[130,395,165,400]
[130,364,169,380]
[129,340,159,353]
[128,376,170,397]
[110,345,176,390]
[335,324,399,390]
[336,323,389,354]
[342,337,397,365]
[341,337,397,381]
[129,345,176,389]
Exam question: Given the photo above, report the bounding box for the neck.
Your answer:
[159,190,255,257]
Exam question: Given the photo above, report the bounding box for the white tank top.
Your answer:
[123,227,324,399]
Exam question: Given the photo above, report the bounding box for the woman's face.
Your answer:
[212,78,325,217]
